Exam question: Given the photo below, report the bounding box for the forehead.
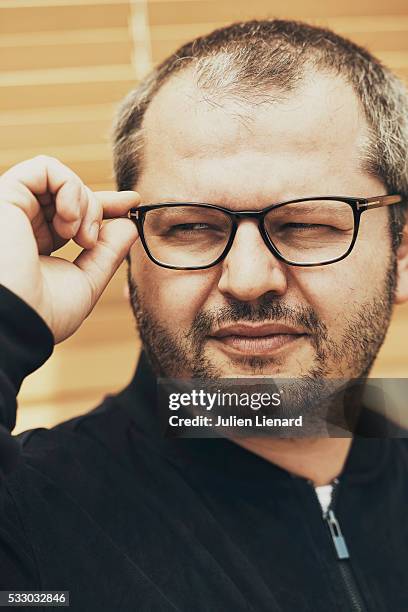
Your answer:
[139,65,370,202]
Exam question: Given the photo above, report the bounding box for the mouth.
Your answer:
[209,323,308,356]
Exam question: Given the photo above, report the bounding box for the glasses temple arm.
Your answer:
[358,195,403,211]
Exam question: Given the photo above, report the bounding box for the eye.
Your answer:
[171,223,211,232]
[280,222,347,233]
[283,223,326,229]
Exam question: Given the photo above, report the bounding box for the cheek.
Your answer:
[130,241,218,328]
[294,266,360,332]
[293,214,391,331]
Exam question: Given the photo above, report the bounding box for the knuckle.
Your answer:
[33,154,55,164]
[33,155,72,176]
[33,154,60,164]
[84,186,99,213]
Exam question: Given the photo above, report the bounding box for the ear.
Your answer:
[394,221,408,304]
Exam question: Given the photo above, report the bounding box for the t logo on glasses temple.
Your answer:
[356,195,403,211]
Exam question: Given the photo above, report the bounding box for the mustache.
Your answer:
[188,297,328,341]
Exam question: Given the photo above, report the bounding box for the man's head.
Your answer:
[113,19,408,381]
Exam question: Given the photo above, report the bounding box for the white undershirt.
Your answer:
[314,484,334,514]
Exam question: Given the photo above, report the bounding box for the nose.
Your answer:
[217,220,288,301]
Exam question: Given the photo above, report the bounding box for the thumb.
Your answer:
[74,218,138,309]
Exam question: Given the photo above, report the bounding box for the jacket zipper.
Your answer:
[316,478,368,612]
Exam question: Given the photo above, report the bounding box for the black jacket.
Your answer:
[0,284,407,611]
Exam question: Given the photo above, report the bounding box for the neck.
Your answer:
[232,436,353,485]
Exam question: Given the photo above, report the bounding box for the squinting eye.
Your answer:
[172,223,211,231]
[280,223,345,231]
[284,223,327,229]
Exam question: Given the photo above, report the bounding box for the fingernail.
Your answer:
[89,221,99,241]
[123,191,140,199]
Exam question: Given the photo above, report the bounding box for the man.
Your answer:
[0,19,407,611]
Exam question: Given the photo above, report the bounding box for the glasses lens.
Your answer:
[264,200,355,264]
[142,205,232,268]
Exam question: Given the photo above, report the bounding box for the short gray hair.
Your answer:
[112,19,408,248]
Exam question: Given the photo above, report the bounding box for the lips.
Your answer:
[210,323,307,355]
[212,323,306,337]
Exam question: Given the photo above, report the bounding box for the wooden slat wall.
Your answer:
[0,1,135,191]
[0,1,406,434]
[0,1,142,434]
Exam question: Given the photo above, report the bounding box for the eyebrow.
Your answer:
[142,198,272,213]
[143,197,193,204]
[141,195,308,210]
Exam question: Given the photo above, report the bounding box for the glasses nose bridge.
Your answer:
[227,208,276,258]
[232,209,264,221]
[230,209,265,234]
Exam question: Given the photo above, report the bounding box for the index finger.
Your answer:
[95,191,141,218]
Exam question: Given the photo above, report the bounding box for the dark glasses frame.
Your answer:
[127,194,403,270]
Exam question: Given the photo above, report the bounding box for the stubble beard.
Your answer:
[127,258,397,431]
[128,257,396,380]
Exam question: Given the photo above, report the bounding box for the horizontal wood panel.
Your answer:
[0,64,135,87]
[148,1,408,28]
[150,14,408,37]
[0,143,113,184]
[1,37,132,72]
[0,75,136,112]
[0,119,110,150]
[371,307,408,377]
[349,31,408,52]
[0,26,130,46]
[149,22,408,62]
[0,103,116,155]
[0,102,115,125]
[0,2,130,34]
[56,157,114,184]
[321,14,408,32]
[87,181,117,191]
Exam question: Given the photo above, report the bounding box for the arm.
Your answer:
[0,285,53,588]
[0,154,139,472]
[0,283,54,480]
[0,156,140,588]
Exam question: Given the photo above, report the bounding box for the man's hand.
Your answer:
[0,156,140,343]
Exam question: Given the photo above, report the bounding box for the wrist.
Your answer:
[0,284,54,396]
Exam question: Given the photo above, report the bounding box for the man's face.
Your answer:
[128,68,396,380]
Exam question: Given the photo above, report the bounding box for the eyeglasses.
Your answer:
[127,194,403,270]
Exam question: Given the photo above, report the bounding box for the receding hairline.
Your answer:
[113,19,407,252]
[130,60,375,190]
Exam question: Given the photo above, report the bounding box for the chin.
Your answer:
[212,354,289,378]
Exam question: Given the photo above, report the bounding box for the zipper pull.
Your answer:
[326,509,350,560]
